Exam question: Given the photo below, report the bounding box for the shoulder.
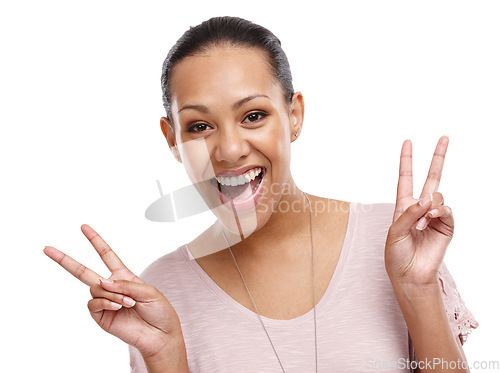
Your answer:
[138,245,190,289]
[350,201,395,235]
[339,201,396,264]
[310,196,395,242]
[351,201,395,219]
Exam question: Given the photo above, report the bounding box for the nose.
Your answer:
[213,125,251,164]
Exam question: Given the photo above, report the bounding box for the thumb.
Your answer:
[391,194,433,238]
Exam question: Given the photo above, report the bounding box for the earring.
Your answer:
[294,132,299,137]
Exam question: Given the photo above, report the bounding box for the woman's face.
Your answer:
[162,46,303,237]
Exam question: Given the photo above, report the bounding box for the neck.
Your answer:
[223,176,312,263]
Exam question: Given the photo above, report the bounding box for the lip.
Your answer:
[214,165,264,178]
[213,167,266,212]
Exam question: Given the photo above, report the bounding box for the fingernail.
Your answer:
[123,296,136,307]
[416,216,427,230]
[100,278,114,284]
[419,194,432,207]
[428,208,439,217]
[110,302,122,310]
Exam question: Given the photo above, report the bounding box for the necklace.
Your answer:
[220,191,318,373]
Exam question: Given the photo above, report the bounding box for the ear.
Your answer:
[289,92,305,142]
[160,117,182,162]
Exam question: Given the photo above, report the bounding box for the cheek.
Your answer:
[254,119,291,170]
[271,114,292,156]
[178,137,214,183]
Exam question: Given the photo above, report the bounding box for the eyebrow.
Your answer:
[177,94,270,114]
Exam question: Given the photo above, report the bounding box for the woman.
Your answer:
[44,16,478,372]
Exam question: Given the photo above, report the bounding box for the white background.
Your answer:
[1,0,498,371]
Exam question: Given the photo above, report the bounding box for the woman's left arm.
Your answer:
[391,276,467,373]
[385,136,470,373]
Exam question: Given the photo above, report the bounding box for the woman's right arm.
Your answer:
[43,224,188,372]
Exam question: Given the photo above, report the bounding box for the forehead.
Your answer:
[169,46,283,109]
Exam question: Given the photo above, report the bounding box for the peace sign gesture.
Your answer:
[385,136,454,288]
[43,224,184,360]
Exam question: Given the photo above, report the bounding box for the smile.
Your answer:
[215,167,263,186]
[209,166,266,209]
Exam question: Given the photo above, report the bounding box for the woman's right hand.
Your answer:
[43,224,183,360]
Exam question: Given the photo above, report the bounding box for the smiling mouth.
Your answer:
[210,167,265,200]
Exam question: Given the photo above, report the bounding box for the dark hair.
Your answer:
[161,16,294,123]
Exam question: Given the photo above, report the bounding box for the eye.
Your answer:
[187,123,211,132]
[242,111,267,123]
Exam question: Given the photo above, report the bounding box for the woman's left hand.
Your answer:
[385,136,454,290]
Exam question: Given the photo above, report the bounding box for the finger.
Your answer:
[420,136,449,198]
[415,192,444,230]
[81,224,129,274]
[90,280,136,308]
[428,205,454,230]
[416,200,454,232]
[390,196,432,238]
[87,298,123,323]
[43,246,101,286]
[396,140,413,201]
[99,279,158,303]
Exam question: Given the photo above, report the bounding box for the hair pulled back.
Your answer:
[161,16,294,122]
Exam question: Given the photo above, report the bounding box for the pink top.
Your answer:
[129,202,478,372]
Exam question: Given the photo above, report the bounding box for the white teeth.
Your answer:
[216,167,263,186]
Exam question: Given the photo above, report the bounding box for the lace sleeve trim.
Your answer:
[437,263,479,344]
